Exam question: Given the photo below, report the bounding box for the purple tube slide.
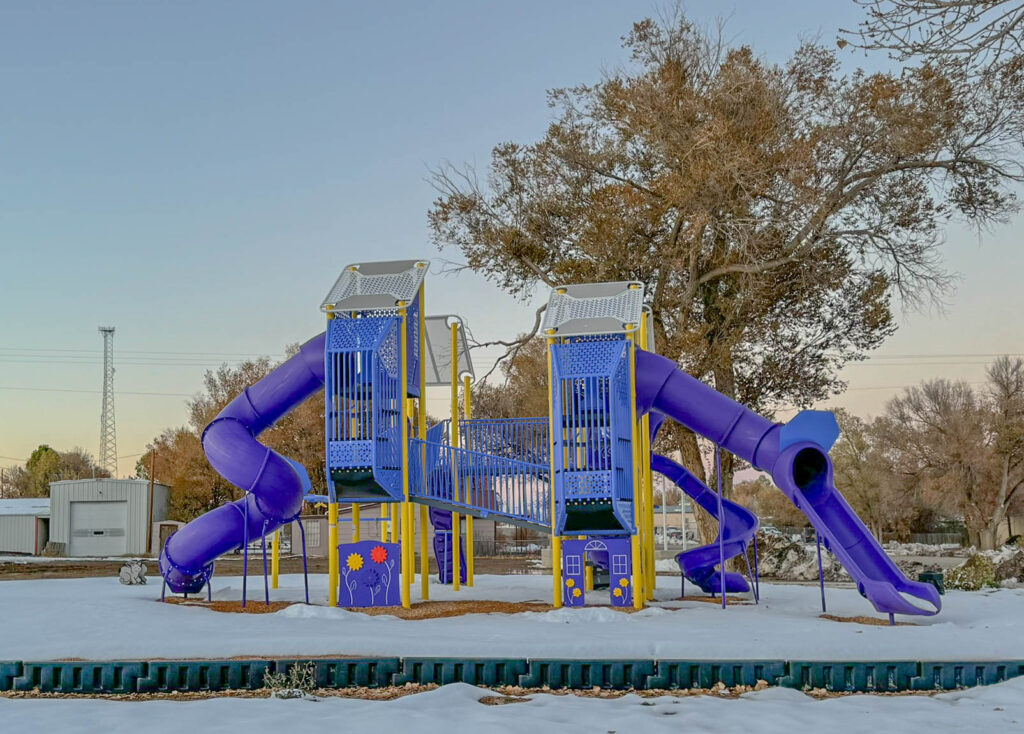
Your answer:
[429,506,467,584]
[652,452,756,594]
[636,349,940,616]
[159,333,326,594]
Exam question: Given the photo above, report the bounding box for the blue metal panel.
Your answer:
[406,292,421,398]
[372,318,402,495]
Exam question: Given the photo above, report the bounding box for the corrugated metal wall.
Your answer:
[0,515,39,554]
[50,479,170,556]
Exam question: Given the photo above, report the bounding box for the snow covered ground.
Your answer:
[2,573,1023,661]
[3,680,1024,733]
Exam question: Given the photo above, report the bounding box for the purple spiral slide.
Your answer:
[159,333,326,594]
[652,452,758,594]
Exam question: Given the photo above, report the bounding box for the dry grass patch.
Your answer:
[820,613,914,627]
[161,598,671,619]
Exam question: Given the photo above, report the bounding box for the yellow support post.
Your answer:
[627,313,644,609]
[464,373,475,587]
[640,310,656,600]
[271,530,280,589]
[546,330,562,609]
[404,399,417,587]
[399,303,411,609]
[352,504,360,543]
[328,502,339,605]
[450,321,461,592]
[643,420,655,600]
[585,563,594,592]
[380,504,388,541]
[403,501,414,590]
[418,282,429,600]
[420,503,430,600]
[326,305,339,607]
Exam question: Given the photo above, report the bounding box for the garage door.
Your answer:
[69,501,128,556]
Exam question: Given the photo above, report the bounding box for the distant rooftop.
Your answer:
[0,498,50,517]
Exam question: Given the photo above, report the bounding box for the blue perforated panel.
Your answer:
[563,471,613,498]
[328,441,373,466]
[552,339,624,378]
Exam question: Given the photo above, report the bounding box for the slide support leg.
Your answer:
[297,517,309,604]
[816,531,827,614]
[271,530,280,590]
[419,504,429,599]
[328,502,339,607]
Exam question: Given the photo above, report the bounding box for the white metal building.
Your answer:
[49,479,169,556]
[0,498,50,555]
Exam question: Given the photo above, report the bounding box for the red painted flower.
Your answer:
[371,545,388,564]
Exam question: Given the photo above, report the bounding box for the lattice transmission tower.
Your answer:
[98,326,117,477]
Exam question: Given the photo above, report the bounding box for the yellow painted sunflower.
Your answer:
[346,553,364,571]
[613,588,623,597]
[619,578,629,587]
[565,578,575,588]
[572,587,582,598]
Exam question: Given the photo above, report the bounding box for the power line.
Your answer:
[0,356,274,366]
[867,352,1024,359]
[0,347,286,357]
[848,362,1003,368]
[0,385,191,397]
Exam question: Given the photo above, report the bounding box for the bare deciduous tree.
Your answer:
[843,1,1024,69]
[831,409,924,539]
[883,357,1024,548]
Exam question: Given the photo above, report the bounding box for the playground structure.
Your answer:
[159,260,942,619]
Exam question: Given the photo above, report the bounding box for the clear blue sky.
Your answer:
[2,1,1021,476]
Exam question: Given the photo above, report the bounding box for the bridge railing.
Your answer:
[410,435,551,527]
[460,417,549,465]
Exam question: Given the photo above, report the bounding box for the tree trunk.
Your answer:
[986,455,1013,550]
[711,358,737,500]
[677,428,718,547]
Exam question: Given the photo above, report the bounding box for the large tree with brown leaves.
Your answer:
[429,12,1022,502]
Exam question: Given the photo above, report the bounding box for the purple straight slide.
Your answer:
[159,333,326,594]
[635,349,940,616]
